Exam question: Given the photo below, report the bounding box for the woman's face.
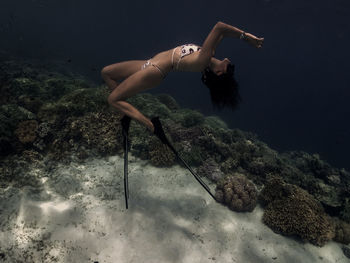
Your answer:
[212,58,231,76]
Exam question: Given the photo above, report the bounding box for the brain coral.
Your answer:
[260,176,335,246]
[215,173,258,212]
[14,120,38,144]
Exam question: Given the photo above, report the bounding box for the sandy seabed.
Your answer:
[0,154,348,263]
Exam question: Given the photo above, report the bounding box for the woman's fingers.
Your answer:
[246,35,264,48]
[256,37,264,48]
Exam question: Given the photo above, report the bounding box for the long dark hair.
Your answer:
[201,63,241,111]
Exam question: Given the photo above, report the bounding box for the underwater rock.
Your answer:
[14,120,38,144]
[215,173,258,212]
[260,176,335,247]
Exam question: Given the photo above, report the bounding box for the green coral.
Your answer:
[9,77,41,97]
[172,108,205,128]
[155,93,180,111]
[202,115,228,130]
[127,93,172,119]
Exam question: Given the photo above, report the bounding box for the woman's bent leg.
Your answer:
[114,100,154,132]
[107,65,164,133]
[101,60,147,91]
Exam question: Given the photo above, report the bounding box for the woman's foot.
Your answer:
[148,122,155,133]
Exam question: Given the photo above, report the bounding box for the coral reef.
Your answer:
[260,176,335,246]
[280,151,350,221]
[333,217,350,245]
[195,157,224,183]
[47,111,122,160]
[18,95,43,113]
[1,57,350,250]
[14,120,38,144]
[202,115,229,130]
[148,137,176,167]
[127,93,172,119]
[173,109,205,128]
[215,173,258,212]
[38,88,109,122]
[155,93,180,111]
[0,151,43,188]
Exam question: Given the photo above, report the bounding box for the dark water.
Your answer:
[1,0,349,170]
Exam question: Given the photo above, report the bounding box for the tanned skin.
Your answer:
[101,21,264,133]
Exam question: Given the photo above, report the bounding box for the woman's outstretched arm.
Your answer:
[198,21,264,70]
[218,22,264,48]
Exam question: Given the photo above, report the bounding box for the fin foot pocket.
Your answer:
[151,116,170,146]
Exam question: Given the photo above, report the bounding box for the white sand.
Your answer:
[0,154,348,263]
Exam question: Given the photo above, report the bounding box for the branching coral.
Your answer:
[215,173,258,212]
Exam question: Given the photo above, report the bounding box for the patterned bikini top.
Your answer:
[172,43,201,70]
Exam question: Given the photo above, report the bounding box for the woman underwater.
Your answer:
[101,21,264,136]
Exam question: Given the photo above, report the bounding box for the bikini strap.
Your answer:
[171,47,177,69]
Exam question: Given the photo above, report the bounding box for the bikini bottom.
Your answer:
[141,59,166,79]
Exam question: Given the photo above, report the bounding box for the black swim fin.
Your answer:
[121,115,131,209]
[151,116,176,153]
[151,116,217,202]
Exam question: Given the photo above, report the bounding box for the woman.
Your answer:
[101,21,264,134]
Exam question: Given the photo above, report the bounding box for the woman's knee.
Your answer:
[107,93,115,106]
[101,66,110,80]
[107,93,122,107]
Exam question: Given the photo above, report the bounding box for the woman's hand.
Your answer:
[245,33,264,48]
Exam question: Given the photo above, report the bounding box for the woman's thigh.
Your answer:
[102,60,147,81]
[108,65,163,102]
